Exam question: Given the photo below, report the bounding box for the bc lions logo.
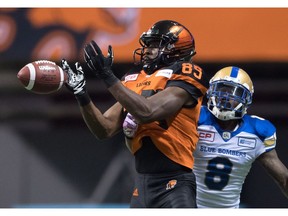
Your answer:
[166,180,177,190]
[132,188,139,196]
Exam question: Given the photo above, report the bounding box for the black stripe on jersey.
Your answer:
[168,61,209,89]
[135,136,192,173]
[166,80,202,108]
[120,64,142,81]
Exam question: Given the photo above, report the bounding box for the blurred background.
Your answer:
[0,8,288,208]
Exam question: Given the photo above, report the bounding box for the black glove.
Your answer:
[61,59,91,106]
[83,40,119,87]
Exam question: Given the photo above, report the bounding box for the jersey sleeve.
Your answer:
[166,80,202,106]
[250,115,277,152]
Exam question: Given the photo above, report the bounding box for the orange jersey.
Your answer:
[122,61,209,169]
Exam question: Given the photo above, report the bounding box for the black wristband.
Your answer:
[75,91,91,106]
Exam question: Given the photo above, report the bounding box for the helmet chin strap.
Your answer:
[143,62,158,74]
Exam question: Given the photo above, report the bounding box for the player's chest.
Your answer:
[196,129,260,162]
[125,73,169,95]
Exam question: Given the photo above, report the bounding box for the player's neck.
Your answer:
[216,118,241,131]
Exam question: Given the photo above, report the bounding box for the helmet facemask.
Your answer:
[207,81,252,121]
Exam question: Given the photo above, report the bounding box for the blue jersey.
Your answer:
[193,106,276,208]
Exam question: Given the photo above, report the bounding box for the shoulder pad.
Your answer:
[245,115,276,146]
[167,61,209,89]
[120,64,142,81]
[198,106,213,125]
[168,61,201,75]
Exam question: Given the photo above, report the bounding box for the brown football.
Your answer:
[17,60,67,94]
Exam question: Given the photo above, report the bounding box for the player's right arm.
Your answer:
[252,116,288,198]
[80,101,123,139]
[61,59,123,140]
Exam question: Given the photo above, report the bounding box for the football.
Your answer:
[17,60,67,94]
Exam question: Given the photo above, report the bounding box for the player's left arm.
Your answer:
[110,62,208,123]
[257,149,288,198]
[83,40,207,123]
[109,84,192,124]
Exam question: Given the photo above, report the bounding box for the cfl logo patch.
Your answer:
[166,180,177,190]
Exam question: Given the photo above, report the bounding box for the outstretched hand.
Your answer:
[61,59,86,95]
[83,40,118,87]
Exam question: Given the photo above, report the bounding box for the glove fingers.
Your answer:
[84,43,97,59]
[83,46,98,71]
[107,45,113,58]
[61,59,75,78]
[90,40,103,55]
[83,51,89,62]
[75,62,83,74]
[106,45,114,66]
[60,59,86,95]
[84,43,101,72]
[61,59,70,70]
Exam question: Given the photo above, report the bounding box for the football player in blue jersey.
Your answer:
[123,66,288,208]
[192,66,288,208]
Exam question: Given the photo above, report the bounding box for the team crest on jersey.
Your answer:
[124,74,139,82]
[238,137,256,149]
[222,132,231,140]
[199,131,215,142]
[166,180,177,190]
[155,69,173,78]
[132,188,139,196]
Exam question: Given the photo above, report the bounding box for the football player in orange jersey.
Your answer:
[61,20,209,207]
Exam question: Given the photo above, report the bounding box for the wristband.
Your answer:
[75,91,91,106]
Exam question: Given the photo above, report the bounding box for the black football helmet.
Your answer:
[133,20,196,74]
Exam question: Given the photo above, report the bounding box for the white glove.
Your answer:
[123,113,138,138]
[61,59,86,95]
